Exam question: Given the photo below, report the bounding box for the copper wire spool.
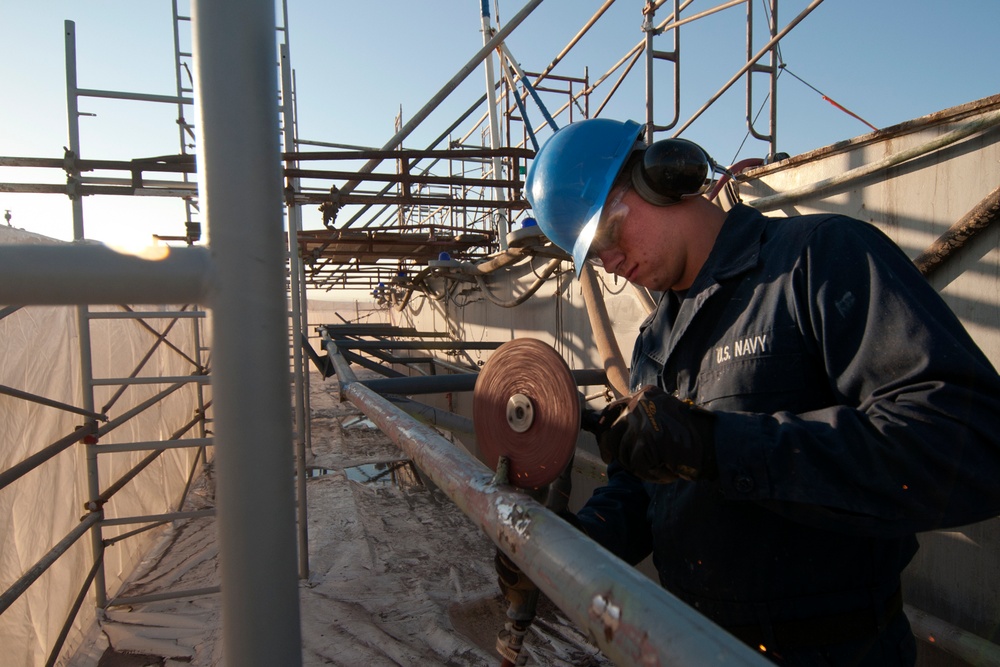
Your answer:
[473,338,579,489]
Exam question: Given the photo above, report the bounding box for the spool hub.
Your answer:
[473,338,579,489]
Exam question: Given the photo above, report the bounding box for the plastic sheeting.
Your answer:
[0,226,207,666]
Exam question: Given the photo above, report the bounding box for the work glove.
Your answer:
[596,385,717,483]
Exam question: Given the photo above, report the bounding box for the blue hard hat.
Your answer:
[525,118,643,276]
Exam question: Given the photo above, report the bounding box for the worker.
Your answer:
[524,118,1000,666]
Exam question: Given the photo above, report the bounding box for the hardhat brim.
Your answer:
[571,210,602,277]
[569,121,642,276]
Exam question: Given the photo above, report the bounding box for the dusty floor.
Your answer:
[69,369,610,666]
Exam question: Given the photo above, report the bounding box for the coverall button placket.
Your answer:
[735,474,755,493]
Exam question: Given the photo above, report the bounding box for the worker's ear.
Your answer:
[629,138,716,206]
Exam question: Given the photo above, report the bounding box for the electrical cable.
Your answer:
[472,257,562,308]
[779,64,878,132]
[597,269,628,296]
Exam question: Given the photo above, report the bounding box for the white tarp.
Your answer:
[0,226,206,666]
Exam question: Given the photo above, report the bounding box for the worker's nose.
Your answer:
[594,246,624,274]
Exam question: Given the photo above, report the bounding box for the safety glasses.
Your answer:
[586,186,630,266]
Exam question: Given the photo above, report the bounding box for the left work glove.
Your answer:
[597,385,717,483]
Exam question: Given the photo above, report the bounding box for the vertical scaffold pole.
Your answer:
[479,0,509,248]
[65,19,107,609]
[190,1,302,665]
[280,40,311,581]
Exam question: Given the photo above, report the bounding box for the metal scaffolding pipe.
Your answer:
[191,1,301,665]
[336,0,543,199]
[94,381,192,438]
[76,87,192,105]
[331,339,504,351]
[118,304,202,370]
[87,310,206,319]
[672,0,824,138]
[388,396,475,439]
[0,512,102,615]
[0,384,106,421]
[98,308,200,415]
[341,381,769,666]
[318,323,451,337]
[338,348,407,379]
[88,410,205,510]
[0,422,98,492]
[110,586,221,607]
[45,555,103,667]
[91,375,210,386]
[905,604,1000,667]
[101,509,216,527]
[95,437,213,454]
[0,244,212,306]
[281,39,311,582]
[320,331,359,392]
[429,356,481,374]
[359,373,479,395]
[479,0,509,248]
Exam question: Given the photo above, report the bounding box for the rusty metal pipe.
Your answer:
[913,183,1000,276]
[580,264,630,399]
[340,379,769,666]
[905,604,1000,666]
[749,109,1000,211]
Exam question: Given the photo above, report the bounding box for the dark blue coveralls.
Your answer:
[576,203,1000,666]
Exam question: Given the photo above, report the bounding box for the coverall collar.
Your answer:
[689,202,766,291]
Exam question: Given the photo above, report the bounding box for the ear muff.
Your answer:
[629,138,715,207]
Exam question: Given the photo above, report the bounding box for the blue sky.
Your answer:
[2,0,998,248]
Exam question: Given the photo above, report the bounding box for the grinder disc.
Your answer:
[474,338,579,489]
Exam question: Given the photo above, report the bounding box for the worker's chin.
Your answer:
[634,276,661,291]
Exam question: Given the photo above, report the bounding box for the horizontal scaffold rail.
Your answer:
[0,245,212,306]
[283,147,534,161]
[317,323,452,337]
[355,369,608,395]
[1,143,534,205]
[330,339,504,351]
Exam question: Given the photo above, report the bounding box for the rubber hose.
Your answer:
[580,263,629,399]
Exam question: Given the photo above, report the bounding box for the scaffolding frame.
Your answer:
[13,2,992,666]
[0,4,779,663]
[0,3,304,665]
